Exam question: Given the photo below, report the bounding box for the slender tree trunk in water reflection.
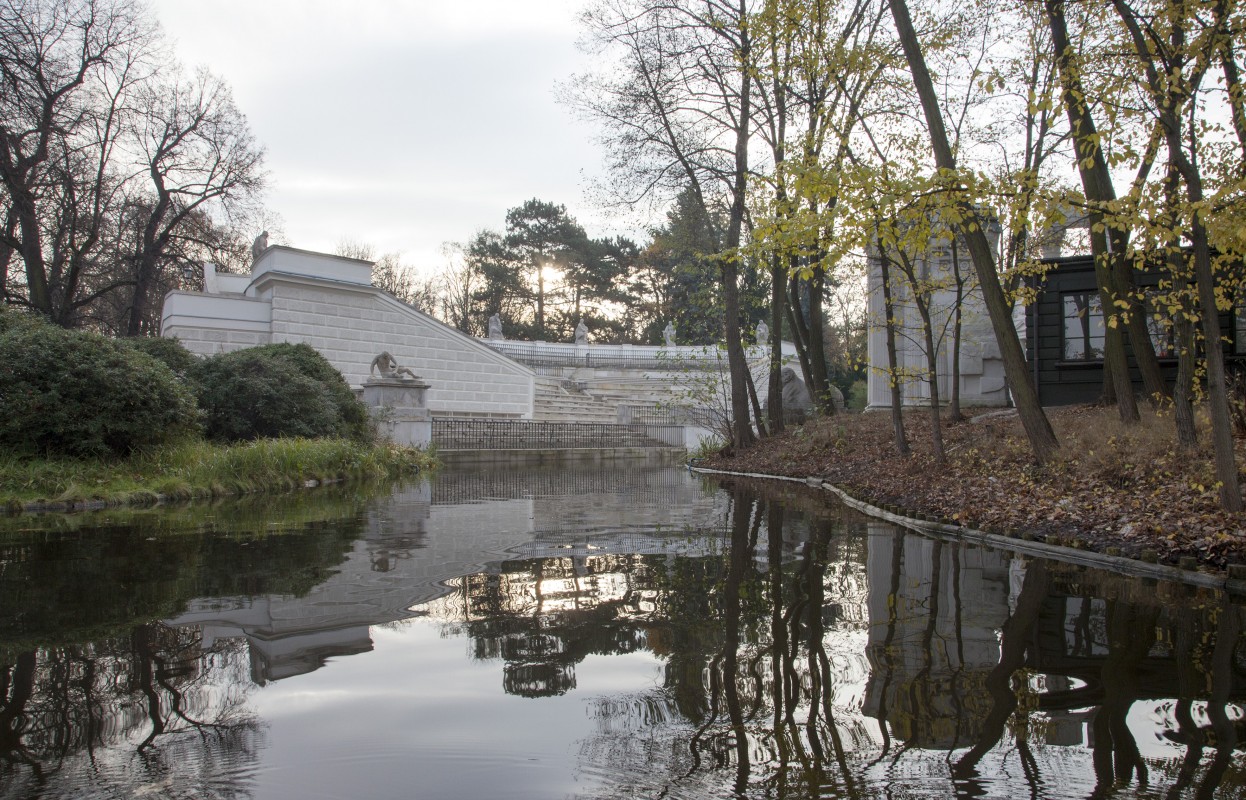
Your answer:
[767,501,791,785]
[0,653,40,778]
[1201,603,1242,798]
[1091,602,1157,792]
[721,492,755,794]
[953,560,1049,779]
[1171,606,1205,796]
[948,543,968,756]
[914,540,943,742]
[806,518,857,796]
[869,529,907,761]
[133,625,168,753]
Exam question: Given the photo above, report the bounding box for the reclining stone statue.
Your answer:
[370,351,419,381]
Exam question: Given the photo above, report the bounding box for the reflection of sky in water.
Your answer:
[252,624,669,799]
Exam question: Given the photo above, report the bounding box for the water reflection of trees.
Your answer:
[0,503,369,798]
[0,502,364,660]
[433,479,1246,798]
[1,624,260,798]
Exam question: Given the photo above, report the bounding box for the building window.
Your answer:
[1144,312,1176,358]
[1237,299,1246,355]
[1063,293,1104,361]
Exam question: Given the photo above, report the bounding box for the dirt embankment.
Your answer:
[702,405,1246,571]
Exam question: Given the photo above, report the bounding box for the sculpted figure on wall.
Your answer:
[251,231,269,263]
[370,350,419,381]
[575,320,588,345]
[488,313,503,340]
[755,320,769,346]
[663,322,676,347]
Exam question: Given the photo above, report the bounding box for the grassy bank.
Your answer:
[0,438,438,511]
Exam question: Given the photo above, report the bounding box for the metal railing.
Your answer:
[481,340,737,371]
[432,418,683,450]
[617,404,721,430]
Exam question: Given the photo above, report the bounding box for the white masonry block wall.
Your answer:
[864,228,1013,411]
[161,246,535,419]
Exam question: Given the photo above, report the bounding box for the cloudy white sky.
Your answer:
[150,0,630,274]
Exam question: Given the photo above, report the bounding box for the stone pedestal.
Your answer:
[363,377,431,447]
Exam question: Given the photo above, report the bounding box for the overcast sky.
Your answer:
[150,0,631,275]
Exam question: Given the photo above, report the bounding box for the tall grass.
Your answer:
[0,438,437,509]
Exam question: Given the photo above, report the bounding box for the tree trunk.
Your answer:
[807,258,833,413]
[745,366,767,438]
[14,190,51,319]
[1107,0,1242,510]
[768,254,786,434]
[1047,0,1142,422]
[1184,181,1241,510]
[889,0,1059,463]
[917,298,946,463]
[878,244,911,456]
[537,268,546,338]
[949,238,965,422]
[1165,165,1198,448]
[788,269,814,386]
[1220,27,1246,165]
[722,2,755,449]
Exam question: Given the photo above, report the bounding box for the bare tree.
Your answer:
[0,0,154,325]
[120,69,265,335]
[571,0,757,448]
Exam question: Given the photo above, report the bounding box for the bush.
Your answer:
[0,323,201,458]
[191,344,371,443]
[847,380,868,411]
[0,306,47,336]
[120,336,198,381]
[256,343,371,442]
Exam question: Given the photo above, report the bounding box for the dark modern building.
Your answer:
[1025,255,1244,406]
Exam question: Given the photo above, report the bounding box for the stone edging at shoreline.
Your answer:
[690,464,1246,596]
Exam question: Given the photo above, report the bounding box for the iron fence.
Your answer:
[617,404,722,430]
[481,341,732,371]
[432,418,682,450]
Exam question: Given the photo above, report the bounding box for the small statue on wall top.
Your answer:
[755,320,770,346]
[663,322,676,347]
[370,350,419,381]
[575,320,588,345]
[488,313,503,340]
[251,231,269,263]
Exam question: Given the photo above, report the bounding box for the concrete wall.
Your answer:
[161,247,536,419]
[865,234,1013,410]
[160,291,273,356]
[261,275,533,418]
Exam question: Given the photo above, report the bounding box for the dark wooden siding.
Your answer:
[1027,256,1240,406]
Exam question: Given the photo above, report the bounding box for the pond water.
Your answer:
[0,464,1243,799]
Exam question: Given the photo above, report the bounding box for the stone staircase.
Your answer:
[532,377,619,423]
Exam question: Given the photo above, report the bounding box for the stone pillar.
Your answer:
[363,377,431,447]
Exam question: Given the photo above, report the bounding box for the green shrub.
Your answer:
[255,343,371,442]
[191,344,370,443]
[0,323,201,457]
[120,336,198,381]
[847,379,868,411]
[0,306,47,335]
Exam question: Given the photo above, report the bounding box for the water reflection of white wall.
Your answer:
[166,468,730,684]
[862,523,1012,748]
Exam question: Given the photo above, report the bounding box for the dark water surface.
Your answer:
[1,465,1243,799]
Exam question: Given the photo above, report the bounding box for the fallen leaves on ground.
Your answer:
[703,405,1246,571]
